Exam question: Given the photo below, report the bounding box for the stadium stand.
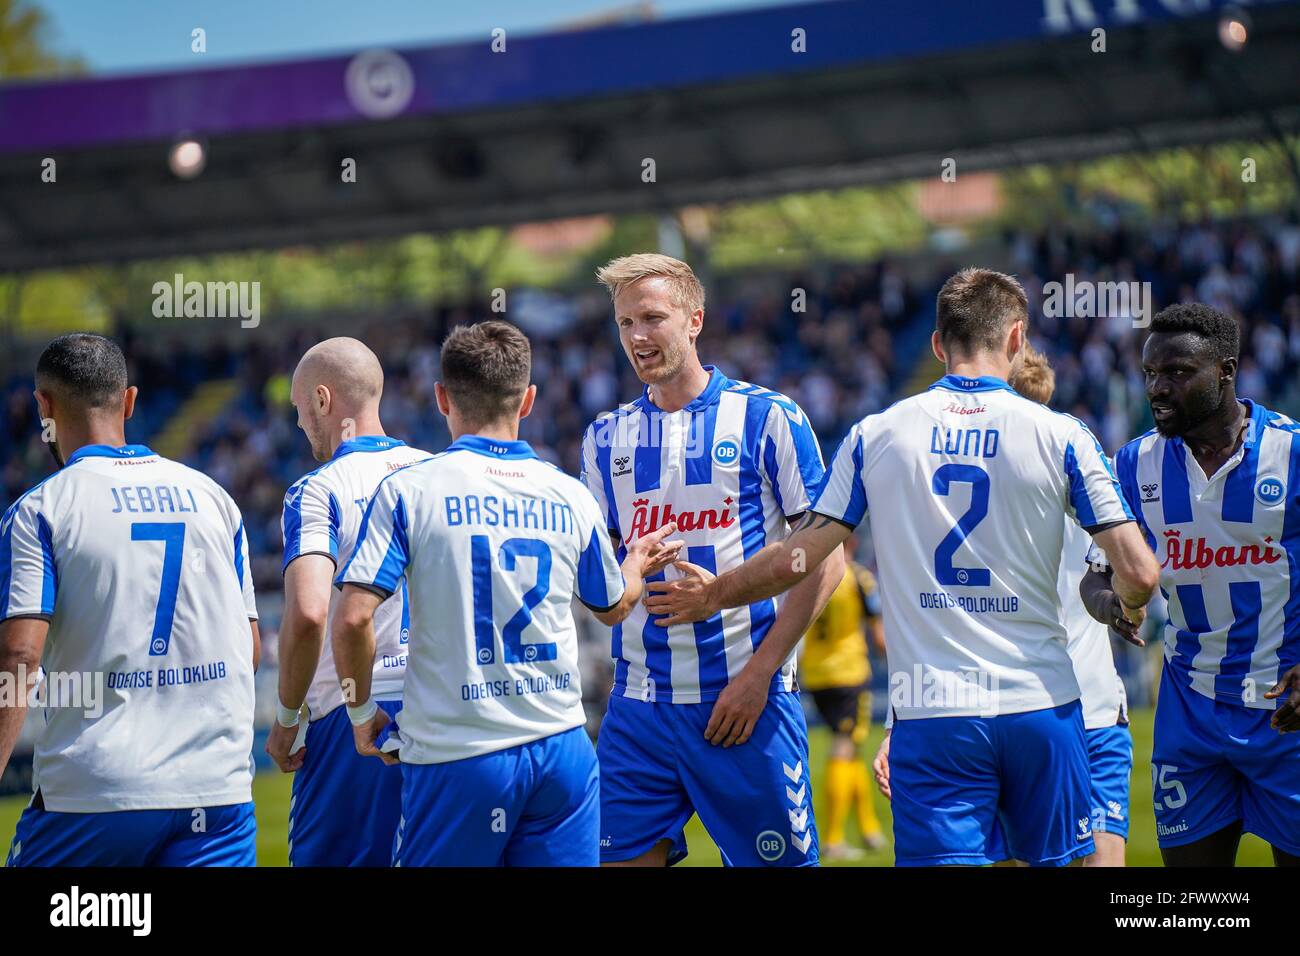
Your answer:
[5,213,1299,584]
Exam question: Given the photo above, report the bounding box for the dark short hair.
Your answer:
[439,321,531,427]
[1149,303,1240,363]
[936,268,1029,355]
[35,333,128,408]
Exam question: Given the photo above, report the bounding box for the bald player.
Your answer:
[265,337,433,866]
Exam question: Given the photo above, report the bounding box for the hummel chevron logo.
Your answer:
[785,783,806,806]
[789,806,808,832]
[791,830,812,854]
[782,761,802,782]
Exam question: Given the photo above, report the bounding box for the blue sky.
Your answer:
[37,0,801,75]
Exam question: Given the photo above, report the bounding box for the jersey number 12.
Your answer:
[470,535,557,666]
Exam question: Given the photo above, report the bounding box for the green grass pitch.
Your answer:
[0,707,1275,866]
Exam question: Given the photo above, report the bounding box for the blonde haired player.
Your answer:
[584,253,843,867]
[800,533,887,859]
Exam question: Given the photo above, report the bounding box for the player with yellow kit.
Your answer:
[801,533,886,860]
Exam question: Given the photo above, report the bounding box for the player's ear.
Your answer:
[433,382,451,418]
[314,383,331,416]
[930,330,946,364]
[1220,355,1238,387]
[122,386,138,421]
[688,307,704,343]
[517,384,537,422]
[1006,319,1025,361]
[33,387,53,422]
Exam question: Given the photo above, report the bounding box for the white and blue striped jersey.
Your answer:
[337,435,624,764]
[281,436,432,718]
[1112,399,1300,709]
[1061,518,1127,729]
[812,375,1134,719]
[0,444,257,812]
[580,366,824,705]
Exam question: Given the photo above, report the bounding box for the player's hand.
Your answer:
[1118,597,1146,637]
[626,522,684,579]
[643,561,717,626]
[352,706,399,765]
[1265,664,1300,734]
[872,731,891,801]
[265,719,306,773]
[704,667,768,747]
[1106,594,1145,647]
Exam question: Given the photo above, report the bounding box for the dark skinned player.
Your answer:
[1081,303,1300,867]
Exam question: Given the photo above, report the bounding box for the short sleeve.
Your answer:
[580,420,618,535]
[1062,422,1134,532]
[810,420,869,529]
[336,476,409,598]
[232,518,258,620]
[282,474,341,572]
[0,493,57,621]
[574,489,625,612]
[762,399,825,518]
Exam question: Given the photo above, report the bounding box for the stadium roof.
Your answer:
[2,0,1299,272]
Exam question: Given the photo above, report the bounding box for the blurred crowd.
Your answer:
[2,211,1298,728]
[1009,211,1300,451]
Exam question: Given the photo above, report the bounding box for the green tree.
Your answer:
[0,0,84,79]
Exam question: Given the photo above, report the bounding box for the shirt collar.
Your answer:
[447,434,539,460]
[1166,399,1260,453]
[1167,399,1261,480]
[928,374,1019,395]
[330,435,406,461]
[65,443,156,465]
[639,365,729,412]
[1240,398,1263,449]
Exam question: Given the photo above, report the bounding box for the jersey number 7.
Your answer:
[132,522,186,656]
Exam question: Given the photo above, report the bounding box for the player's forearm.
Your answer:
[709,539,806,613]
[277,608,326,710]
[1091,523,1159,611]
[1079,568,1118,626]
[1110,564,1157,613]
[595,554,647,627]
[330,599,378,706]
[745,545,845,680]
[0,699,25,780]
[0,646,39,775]
[709,515,846,613]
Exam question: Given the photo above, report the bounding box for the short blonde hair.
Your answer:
[595,253,705,314]
[1009,342,1056,405]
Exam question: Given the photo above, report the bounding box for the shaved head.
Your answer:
[293,337,384,409]
[290,337,385,461]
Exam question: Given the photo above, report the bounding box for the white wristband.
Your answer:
[276,699,301,728]
[347,699,378,726]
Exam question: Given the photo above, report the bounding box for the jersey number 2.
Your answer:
[132,521,186,656]
[471,535,556,666]
[932,464,990,586]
